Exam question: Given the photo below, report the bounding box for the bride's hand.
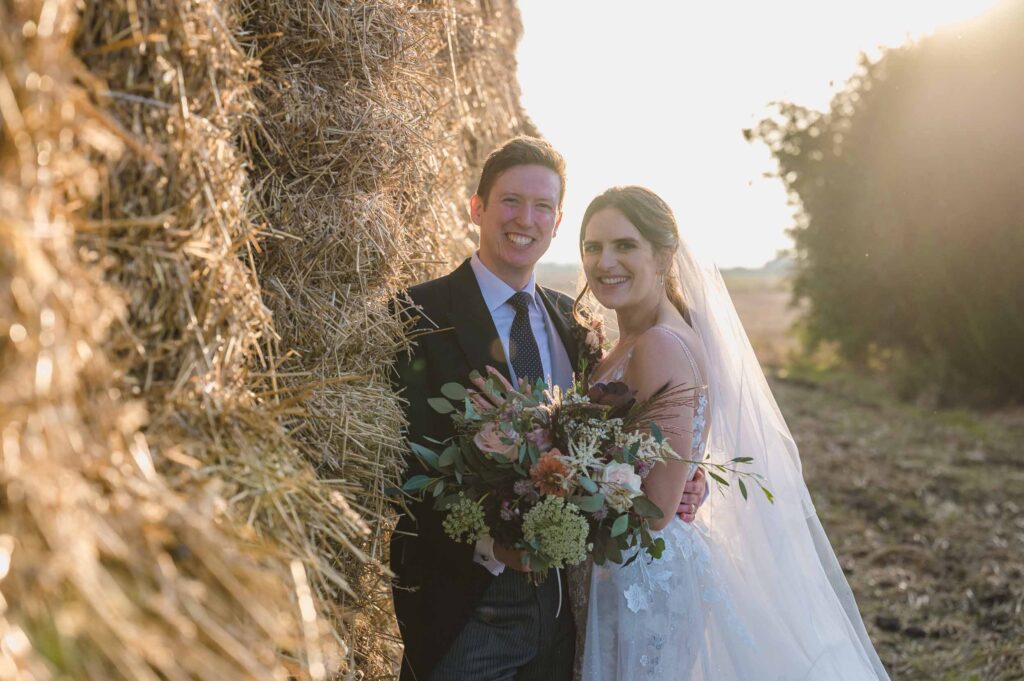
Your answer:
[677,468,707,523]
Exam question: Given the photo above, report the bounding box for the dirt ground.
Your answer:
[731,276,1024,680]
[776,373,1024,680]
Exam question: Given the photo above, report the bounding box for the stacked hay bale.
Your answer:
[245,0,535,675]
[2,0,534,678]
[0,0,302,678]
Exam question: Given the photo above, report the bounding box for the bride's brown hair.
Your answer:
[574,186,689,324]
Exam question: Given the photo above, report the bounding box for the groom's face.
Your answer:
[471,164,563,289]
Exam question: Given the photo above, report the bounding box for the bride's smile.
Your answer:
[581,207,669,315]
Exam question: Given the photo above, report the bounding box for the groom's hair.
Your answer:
[475,136,566,209]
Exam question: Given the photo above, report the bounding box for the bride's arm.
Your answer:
[622,330,699,532]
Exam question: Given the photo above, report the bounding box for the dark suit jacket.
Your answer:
[390,258,582,680]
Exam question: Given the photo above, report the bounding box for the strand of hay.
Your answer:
[1,0,303,678]
[244,0,536,676]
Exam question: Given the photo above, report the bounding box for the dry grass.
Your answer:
[779,374,1024,680]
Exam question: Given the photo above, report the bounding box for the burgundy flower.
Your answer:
[634,458,656,479]
[586,381,636,410]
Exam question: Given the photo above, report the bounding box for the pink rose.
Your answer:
[601,462,643,496]
[473,422,519,461]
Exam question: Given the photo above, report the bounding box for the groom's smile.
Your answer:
[471,163,563,290]
[506,232,535,247]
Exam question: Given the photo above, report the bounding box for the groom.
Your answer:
[391,137,705,680]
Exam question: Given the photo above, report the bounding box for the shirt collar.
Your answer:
[470,252,539,313]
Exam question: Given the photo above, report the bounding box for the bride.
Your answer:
[572,186,889,680]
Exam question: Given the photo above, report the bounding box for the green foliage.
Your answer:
[748,1,1024,404]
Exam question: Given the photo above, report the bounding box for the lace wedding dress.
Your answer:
[573,322,887,680]
[579,325,750,680]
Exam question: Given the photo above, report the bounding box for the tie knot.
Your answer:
[508,291,532,313]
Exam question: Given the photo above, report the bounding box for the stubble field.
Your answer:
[537,264,1024,680]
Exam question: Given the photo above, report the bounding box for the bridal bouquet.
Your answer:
[402,371,706,576]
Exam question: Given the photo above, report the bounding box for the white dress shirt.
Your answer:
[469,253,553,387]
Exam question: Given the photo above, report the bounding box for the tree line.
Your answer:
[748,0,1024,404]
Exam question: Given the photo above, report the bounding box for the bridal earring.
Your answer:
[657,271,665,286]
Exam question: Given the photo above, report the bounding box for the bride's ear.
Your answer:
[656,247,674,275]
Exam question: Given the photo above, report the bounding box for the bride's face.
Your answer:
[581,208,665,311]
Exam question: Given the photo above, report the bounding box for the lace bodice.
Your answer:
[570,324,720,680]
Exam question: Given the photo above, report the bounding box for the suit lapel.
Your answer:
[538,286,580,372]
[447,259,512,381]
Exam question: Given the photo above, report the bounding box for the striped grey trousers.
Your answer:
[430,569,574,681]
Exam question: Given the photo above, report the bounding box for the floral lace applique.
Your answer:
[691,392,708,454]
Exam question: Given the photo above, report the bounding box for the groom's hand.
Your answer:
[677,468,707,523]
[493,542,531,573]
[467,366,513,413]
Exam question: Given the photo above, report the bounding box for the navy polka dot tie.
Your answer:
[507,292,544,384]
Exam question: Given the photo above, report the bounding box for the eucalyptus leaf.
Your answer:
[438,446,457,467]
[435,494,461,510]
[708,470,729,487]
[440,382,469,401]
[650,421,664,443]
[432,479,446,497]
[401,475,432,492]
[410,443,440,469]
[610,514,629,537]
[427,397,455,414]
[631,496,664,519]
[571,494,606,513]
[579,475,598,494]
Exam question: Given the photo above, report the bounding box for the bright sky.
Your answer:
[517,0,999,268]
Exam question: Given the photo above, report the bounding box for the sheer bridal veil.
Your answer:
[675,241,890,680]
